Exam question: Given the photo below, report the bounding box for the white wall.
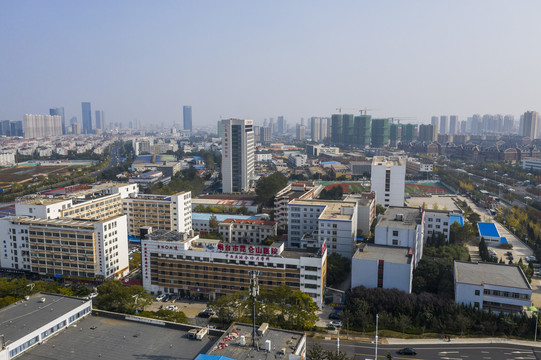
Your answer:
[351,257,412,293]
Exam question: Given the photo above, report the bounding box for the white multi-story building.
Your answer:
[522,158,541,173]
[374,206,424,266]
[454,261,532,314]
[424,209,463,242]
[23,114,63,139]
[274,182,322,227]
[288,154,307,167]
[221,119,255,193]
[0,151,16,166]
[288,199,357,258]
[351,244,413,293]
[344,192,376,237]
[141,231,327,307]
[0,215,129,280]
[122,192,192,236]
[370,156,406,207]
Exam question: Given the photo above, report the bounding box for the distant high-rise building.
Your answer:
[277,116,285,135]
[221,119,255,193]
[371,118,390,148]
[439,116,448,134]
[503,115,515,133]
[81,102,92,134]
[217,120,223,137]
[183,106,192,132]
[402,123,417,144]
[353,115,371,148]
[23,114,62,139]
[95,110,104,130]
[331,114,343,145]
[296,124,305,140]
[431,116,439,128]
[521,111,539,139]
[449,115,458,135]
[0,120,11,136]
[459,120,467,134]
[371,156,406,207]
[49,107,65,134]
[470,114,481,134]
[390,123,400,147]
[418,124,437,142]
[260,126,271,144]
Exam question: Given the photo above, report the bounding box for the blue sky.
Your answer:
[1,1,540,128]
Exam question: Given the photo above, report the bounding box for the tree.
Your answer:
[306,343,326,360]
[325,351,350,360]
[255,172,288,207]
[94,280,152,314]
[209,215,219,230]
[326,253,351,287]
[376,204,386,215]
[319,186,343,200]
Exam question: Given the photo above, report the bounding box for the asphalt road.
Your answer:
[311,338,541,360]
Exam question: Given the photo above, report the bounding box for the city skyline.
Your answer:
[1,1,541,128]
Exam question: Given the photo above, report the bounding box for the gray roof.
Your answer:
[205,323,304,360]
[0,293,90,345]
[376,206,422,230]
[353,244,412,265]
[21,315,216,360]
[454,261,532,290]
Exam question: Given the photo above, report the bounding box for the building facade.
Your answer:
[287,199,357,258]
[217,219,277,243]
[81,102,92,134]
[183,105,192,132]
[370,156,406,207]
[141,231,327,306]
[221,119,255,193]
[23,114,63,139]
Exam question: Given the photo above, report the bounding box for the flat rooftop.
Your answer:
[192,213,259,222]
[21,315,216,360]
[289,199,356,221]
[477,222,500,238]
[372,156,405,167]
[454,261,531,290]
[0,293,90,346]
[353,244,412,264]
[377,206,422,230]
[205,323,304,360]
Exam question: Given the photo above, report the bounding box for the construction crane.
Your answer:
[388,117,417,124]
[359,107,375,115]
[335,107,357,114]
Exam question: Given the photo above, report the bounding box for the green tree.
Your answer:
[255,172,288,207]
[319,186,343,200]
[376,204,386,215]
[306,343,326,360]
[326,253,351,287]
[94,280,152,314]
[325,351,350,360]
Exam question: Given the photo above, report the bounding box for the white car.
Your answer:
[165,305,178,311]
[155,294,166,302]
[330,320,343,328]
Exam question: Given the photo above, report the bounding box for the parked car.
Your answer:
[397,348,417,355]
[155,294,166,302]
[330,320,342,328]
[329,312,342,320]
[198,309,215,317]
[162,294,171,302]
[165,305,178,311]
[327,324,337,330]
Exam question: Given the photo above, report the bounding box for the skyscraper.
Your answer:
[296,124,305,140]
[439,116,448,134]
[49,107,65,134]
[277,116,286,135]
[221,119,255,193]
[95,110,104,130]
[431,116,439,128]
[449,115,458,135]
[418,124,437,142]
[521,111,539,139]
[353,115,371,148]
[81,102,92,134]
[183,106,192,132]
[331,114,343,145]
[503,115,515,133]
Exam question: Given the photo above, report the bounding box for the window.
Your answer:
[392,239,398,245]
[392,230,398,236]
[475,290,480,296]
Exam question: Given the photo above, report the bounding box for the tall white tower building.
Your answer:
[221,119,255,193]
[370,156,406,207]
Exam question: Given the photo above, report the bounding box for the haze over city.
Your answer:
[2,1,541,128]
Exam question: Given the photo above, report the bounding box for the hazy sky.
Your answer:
[1,1,541,128]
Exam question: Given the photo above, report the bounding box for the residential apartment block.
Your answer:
[424,209,463,242]
[274,182,322,227]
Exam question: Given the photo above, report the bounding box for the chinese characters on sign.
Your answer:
[215,243,279,256]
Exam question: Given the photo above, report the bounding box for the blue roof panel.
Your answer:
[477,222,500,238]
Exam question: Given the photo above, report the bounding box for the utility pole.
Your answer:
[535,311,538,342]
[249,271,259,348]
[375,313,379,360]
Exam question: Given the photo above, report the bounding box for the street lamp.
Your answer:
[535,312,538,342]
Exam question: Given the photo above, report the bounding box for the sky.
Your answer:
[1,1,541,129]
